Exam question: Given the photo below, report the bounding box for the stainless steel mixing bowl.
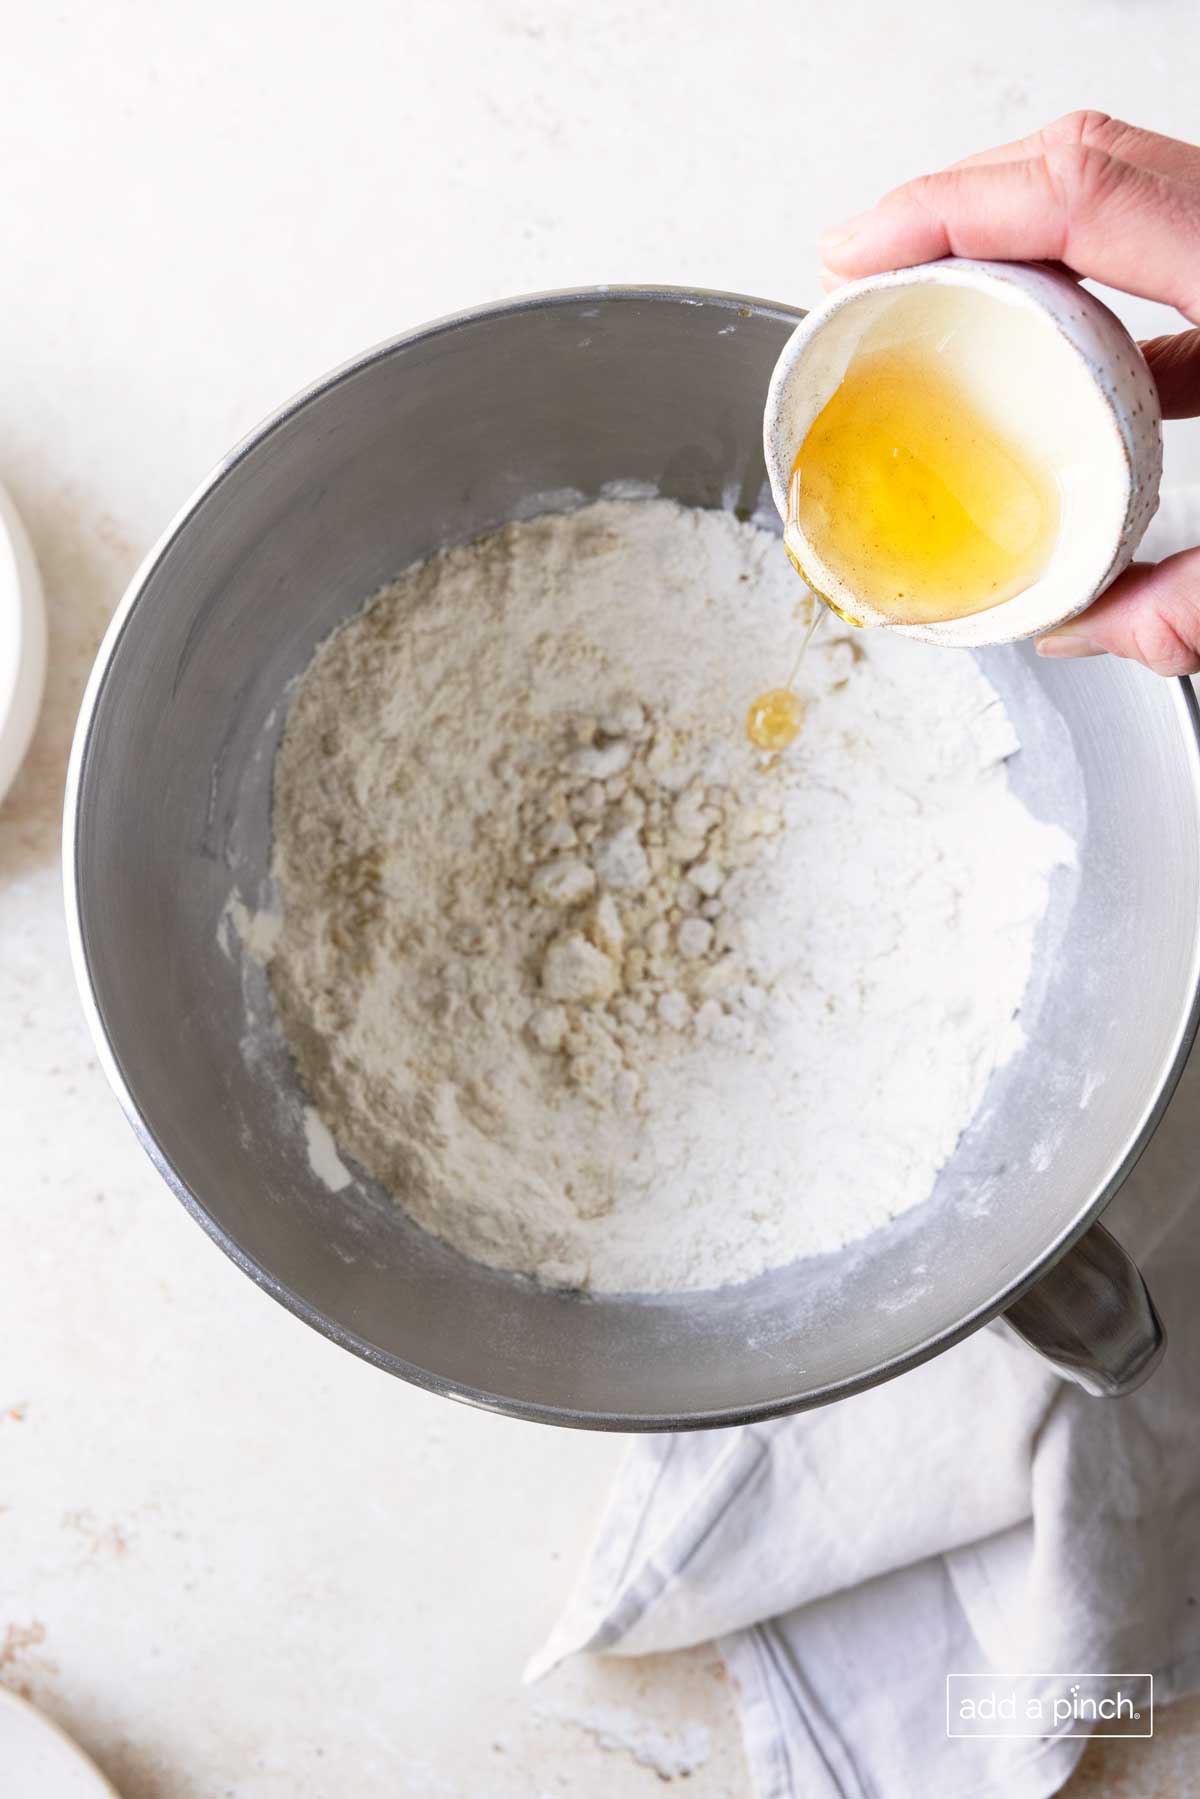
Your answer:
[65,287,1200,1428]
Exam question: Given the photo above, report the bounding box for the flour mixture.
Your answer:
[266,499,1072,1292]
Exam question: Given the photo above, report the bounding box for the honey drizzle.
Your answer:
[747,330,1060,750]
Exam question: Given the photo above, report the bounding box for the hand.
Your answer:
[819,112,1200,677]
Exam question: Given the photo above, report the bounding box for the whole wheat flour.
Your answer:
[267,499,1073,1292]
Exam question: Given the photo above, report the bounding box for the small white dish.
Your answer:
[0,476,47,805]
[763,258,1162,647]
[0,1686,123,1799]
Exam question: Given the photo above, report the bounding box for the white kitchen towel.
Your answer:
[532,490,1200,1798]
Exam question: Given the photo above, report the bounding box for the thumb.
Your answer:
[1036,548,1200,676]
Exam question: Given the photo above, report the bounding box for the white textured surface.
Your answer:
[2,4,1198,1795]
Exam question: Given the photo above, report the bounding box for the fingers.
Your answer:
[821,145,1200,321]
[950,111,1200,189]
[817,113,1200,680]
[1036,548,1200,677]
[1141,329,1200,418]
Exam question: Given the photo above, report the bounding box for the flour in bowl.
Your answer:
[266,499,1072,1292]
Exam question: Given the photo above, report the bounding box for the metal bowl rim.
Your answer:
[62,283,1200,1430]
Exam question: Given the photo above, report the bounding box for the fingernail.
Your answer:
[820,213,867,253]
[1036,631,1106,660]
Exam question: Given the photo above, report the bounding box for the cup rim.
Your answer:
[762,258,1160,647]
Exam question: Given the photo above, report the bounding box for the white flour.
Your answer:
[267,499,1072,1293]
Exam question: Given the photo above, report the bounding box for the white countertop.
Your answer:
[3,4,1199,1793]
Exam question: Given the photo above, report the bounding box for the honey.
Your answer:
[747,328,1061,749]
[787,339,1060,627]
[747,686,805,751]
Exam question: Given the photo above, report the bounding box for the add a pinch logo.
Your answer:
[946,1673,1153,1739]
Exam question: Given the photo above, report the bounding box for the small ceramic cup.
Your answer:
[0,478,46,804]
[762,258,1163,647]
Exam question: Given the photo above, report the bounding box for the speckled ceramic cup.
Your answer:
[763,259,1163,647]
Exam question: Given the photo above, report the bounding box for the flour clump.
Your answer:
[267,499,1072,1293]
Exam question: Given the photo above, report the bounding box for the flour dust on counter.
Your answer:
[263,499,1072,1293]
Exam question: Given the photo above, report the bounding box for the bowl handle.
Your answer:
[1000,1222,1166,1396]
